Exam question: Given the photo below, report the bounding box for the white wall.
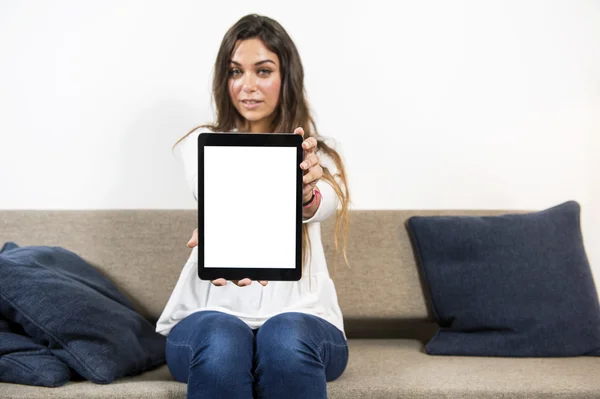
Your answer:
[0,1,598,283]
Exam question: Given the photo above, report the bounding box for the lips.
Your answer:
[241,100,263,110]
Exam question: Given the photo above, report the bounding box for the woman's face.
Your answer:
[228,38,281,133]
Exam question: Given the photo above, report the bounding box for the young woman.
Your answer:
[156,14,351,399]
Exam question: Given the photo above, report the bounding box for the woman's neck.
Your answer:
[239,119,272,134]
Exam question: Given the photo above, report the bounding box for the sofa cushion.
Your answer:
[0,242,166,384]
[0,316,70,387]
[1,340,599,399]
[0,364,182,399]
[406,201,600,357]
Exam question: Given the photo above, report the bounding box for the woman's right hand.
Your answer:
[187,229,268,287]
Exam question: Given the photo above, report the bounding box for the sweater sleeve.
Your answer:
[177,129,205,201]
[302,151,342,224]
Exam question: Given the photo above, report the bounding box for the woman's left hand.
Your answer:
[294,127,322,204]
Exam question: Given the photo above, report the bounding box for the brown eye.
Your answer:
[258,69,272,76]
[229,68,242,77]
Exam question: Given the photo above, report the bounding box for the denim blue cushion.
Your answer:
[0,316,71,387]
[0,242,165,383]
[406,201,600,357]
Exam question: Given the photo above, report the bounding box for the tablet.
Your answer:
[197,132,304,281]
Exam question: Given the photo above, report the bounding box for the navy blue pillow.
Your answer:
[0,242,166,383]
[0,316,71,387]
[407,201,600,357]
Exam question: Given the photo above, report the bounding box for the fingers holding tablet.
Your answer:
[231,279,268,287]
[293,126,304,138]
[187,228,199,248]
[211,278,269,287]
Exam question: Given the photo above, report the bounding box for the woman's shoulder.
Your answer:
[173,125,215,163]
[176,126,214,148]
[183,125,214,143]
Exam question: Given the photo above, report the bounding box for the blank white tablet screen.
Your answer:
[204,146,297,269]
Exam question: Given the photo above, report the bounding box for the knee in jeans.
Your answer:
[192,330,253,365]
[256,315,318,372]
[258,313,311,343]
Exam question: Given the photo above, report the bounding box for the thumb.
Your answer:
[187,229,198,248]
[293,127,304,138]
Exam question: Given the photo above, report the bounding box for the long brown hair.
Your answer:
[173,14,351,272]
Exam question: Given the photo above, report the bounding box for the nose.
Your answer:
[242,72,256,93]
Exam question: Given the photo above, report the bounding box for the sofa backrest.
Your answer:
[0,209,510,340]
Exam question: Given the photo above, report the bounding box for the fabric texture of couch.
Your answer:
[0,209,598,398]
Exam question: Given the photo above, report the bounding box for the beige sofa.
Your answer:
[1,210,598,398]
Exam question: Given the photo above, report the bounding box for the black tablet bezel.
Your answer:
[197,132,303,281]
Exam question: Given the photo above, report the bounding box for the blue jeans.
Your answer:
[165,310,348,399]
